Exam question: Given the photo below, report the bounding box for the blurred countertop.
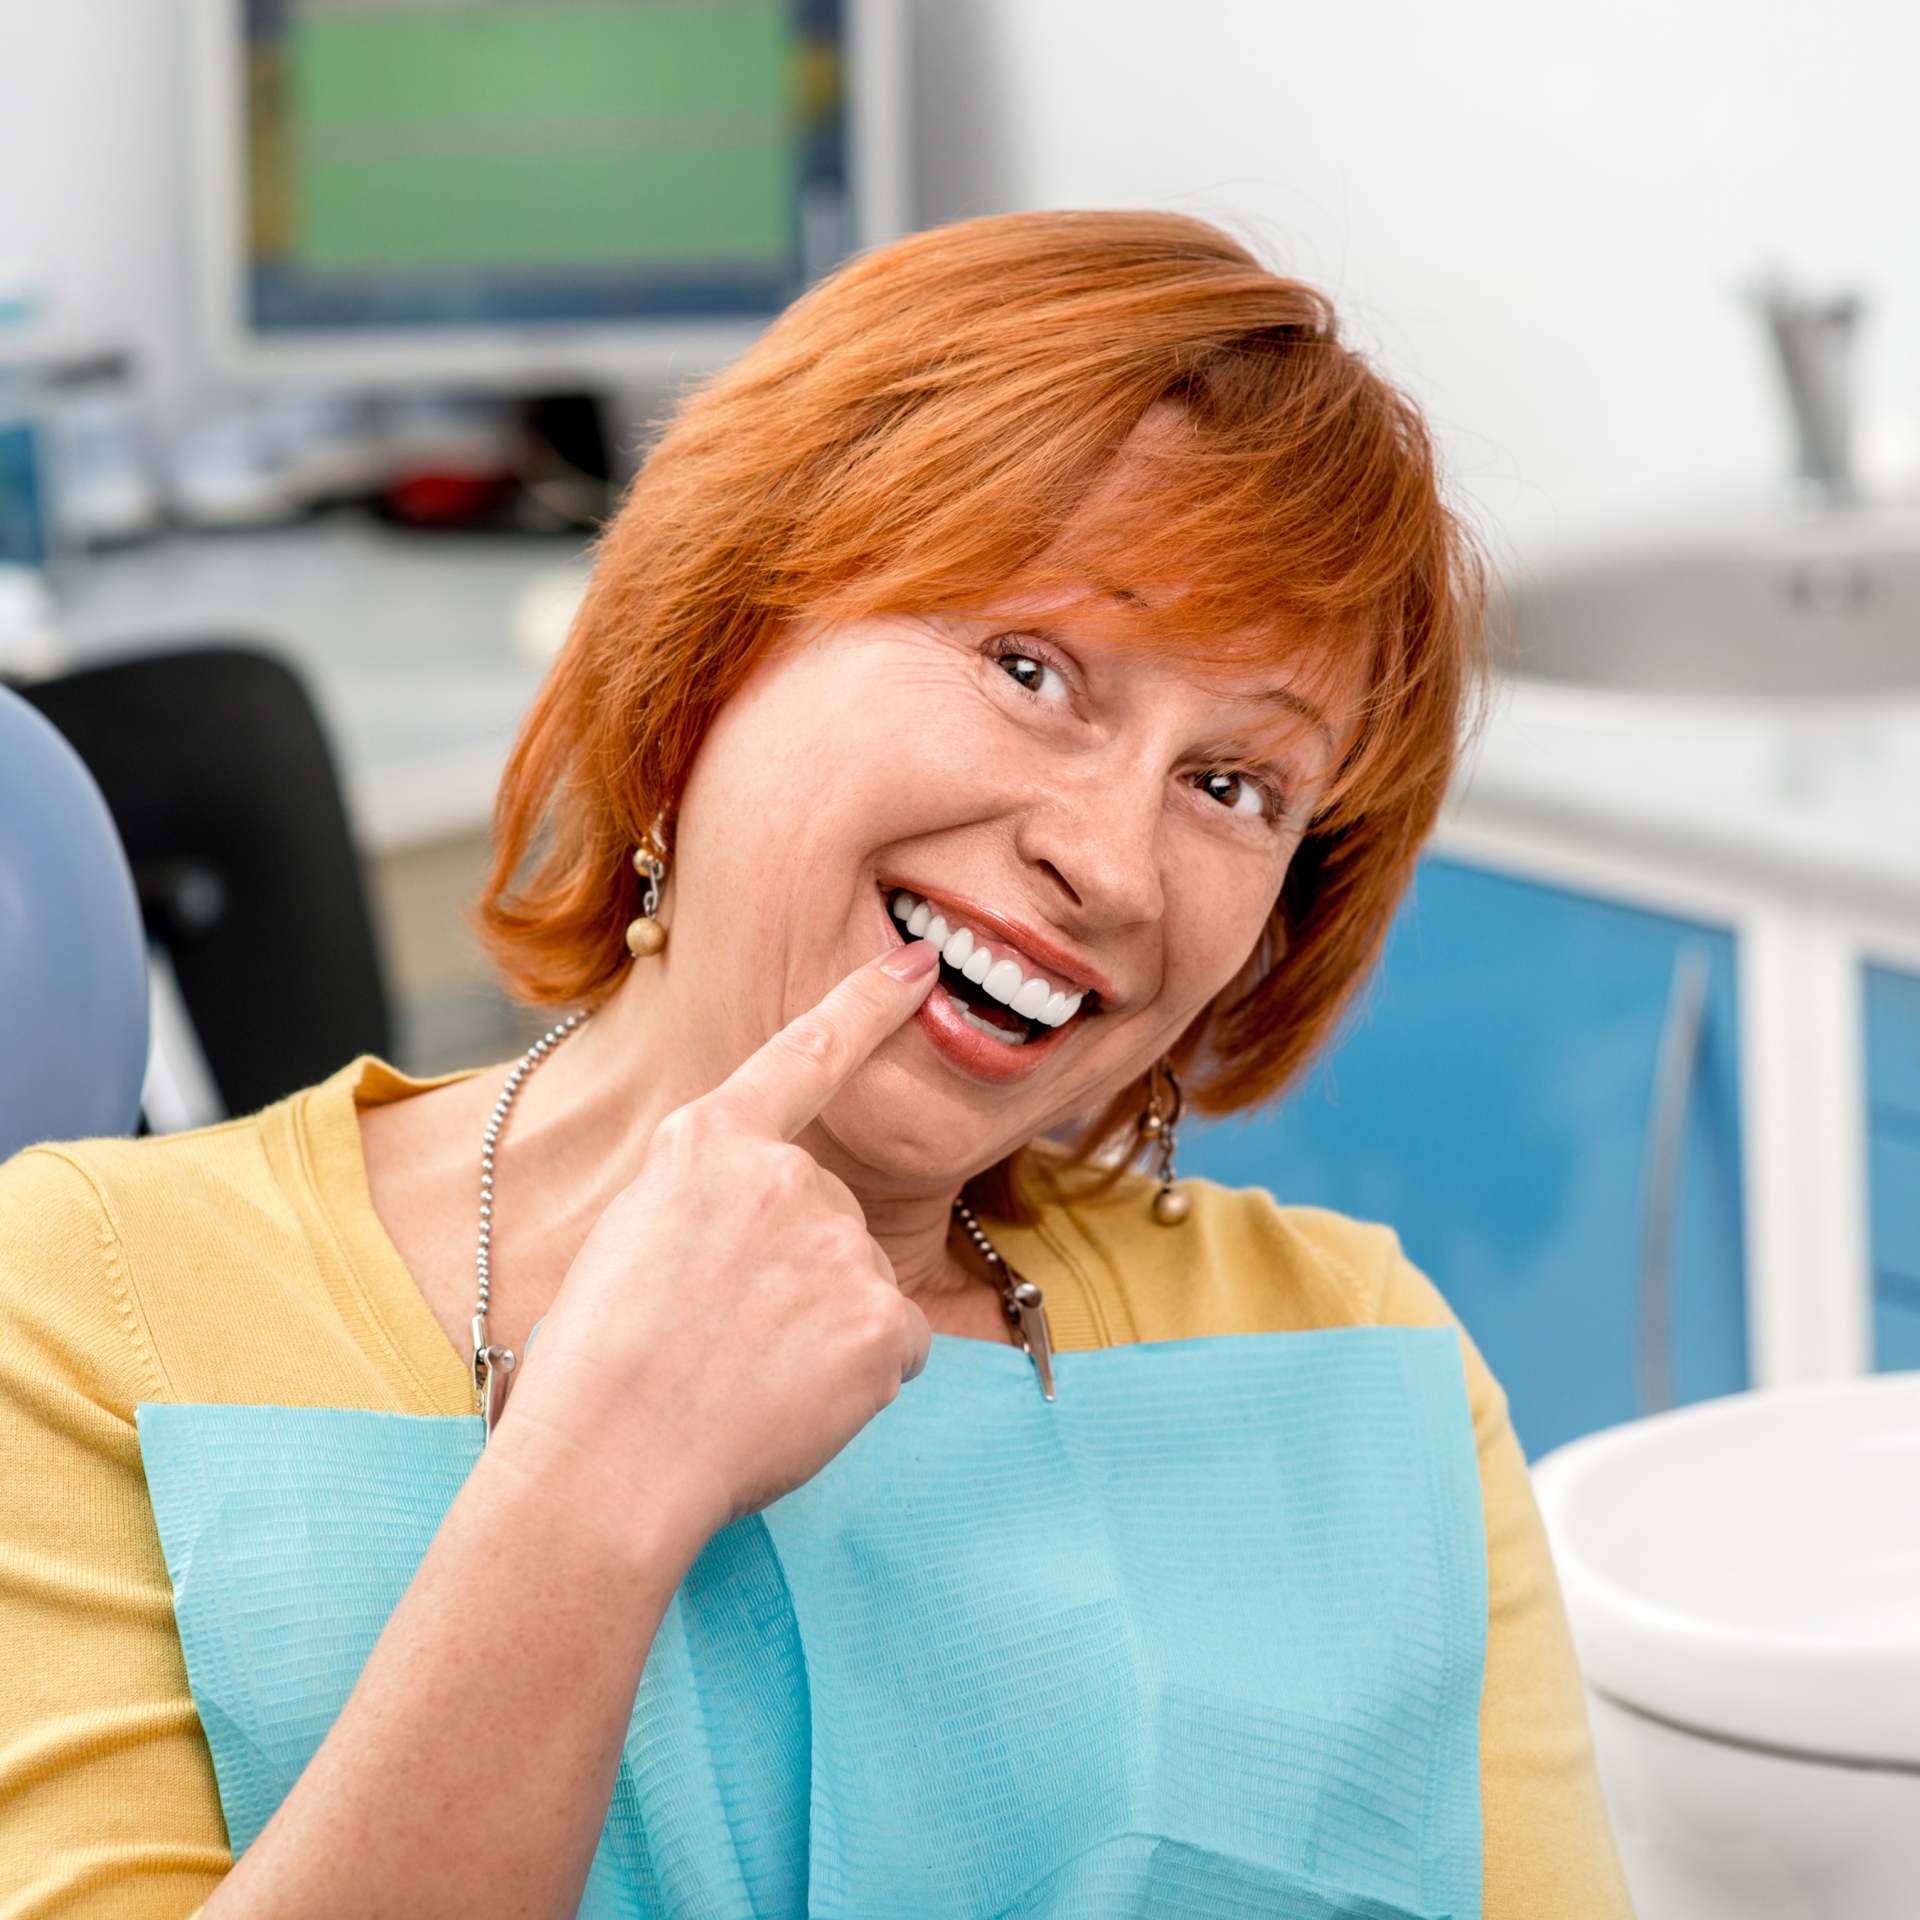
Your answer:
[48,518,592,854]
[1454,678,1920,919]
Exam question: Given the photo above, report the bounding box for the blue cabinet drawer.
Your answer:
[1866,965,1920,1122]
[1184,856,1747,1459]
[1870,1132,1920,1290]
[1867,966,1920,1376]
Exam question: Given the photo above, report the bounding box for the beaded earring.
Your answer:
[1140,1058,1190,1225]
[624,820,670,959]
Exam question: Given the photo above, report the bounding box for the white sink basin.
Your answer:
[1535,1379,1920,1920]
[1504,517,1920,696]
[1535,1375,1920,1763]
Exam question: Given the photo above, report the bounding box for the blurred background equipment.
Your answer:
[0,683,149,1159]
[43,352,166,546]
[0,560,63,681]
[1754,279,1863,511]
[1504,287,1914,700]
[187,0,906,389]
[0,363,54,572]
[24,513,583,1084]
[21,647,392,1122]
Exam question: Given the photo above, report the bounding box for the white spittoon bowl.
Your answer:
[1533,1376,1920,1920]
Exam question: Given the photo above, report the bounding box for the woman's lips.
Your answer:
[915,976,1069,1080]
[879,892,1084,1083]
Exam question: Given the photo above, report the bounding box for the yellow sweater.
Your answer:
[0,1058,1631,1919]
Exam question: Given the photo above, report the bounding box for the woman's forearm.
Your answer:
[203,1423,709,1920]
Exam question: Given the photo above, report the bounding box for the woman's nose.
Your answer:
[1014,756,1166,930]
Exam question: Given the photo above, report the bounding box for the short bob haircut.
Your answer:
[481,209,1483,1215]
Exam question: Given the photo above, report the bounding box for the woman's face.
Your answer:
[661,583,1357,1201]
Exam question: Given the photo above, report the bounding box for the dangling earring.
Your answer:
[624,819,670,959]
[1139,1058,1190,1226]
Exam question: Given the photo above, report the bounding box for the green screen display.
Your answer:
[287,2,791,273]
[244,0,844,329]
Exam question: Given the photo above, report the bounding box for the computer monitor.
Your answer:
[187,0,909,389]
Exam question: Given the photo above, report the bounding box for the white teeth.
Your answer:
[981,958,1024,1004]
[1010,977,1050,1019]
[887,889,1090,1030]
[947,993,1029,1046]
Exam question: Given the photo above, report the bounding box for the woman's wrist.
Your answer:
[202,1407,695,1920]
[477,1370,729,1584]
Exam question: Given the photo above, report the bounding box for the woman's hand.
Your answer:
[495,938,940,1535]
[207,943,938,1920]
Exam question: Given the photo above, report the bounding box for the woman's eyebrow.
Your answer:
[1076,575,1148,610]
[1262,685,1334,745]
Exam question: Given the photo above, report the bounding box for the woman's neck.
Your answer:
[361,961,1008,1375]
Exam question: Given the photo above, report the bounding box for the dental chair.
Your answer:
[21,646,391,1121]
[0,683,149,1160]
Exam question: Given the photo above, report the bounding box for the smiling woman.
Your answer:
[0,212,1631,1920]
[485,213,1470,1172]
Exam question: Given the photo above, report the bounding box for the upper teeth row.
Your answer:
[890,892,1086,1027]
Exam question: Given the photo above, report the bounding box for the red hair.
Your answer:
[479,210,1484,1212]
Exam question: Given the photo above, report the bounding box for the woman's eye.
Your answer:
[1197,769,1273,818]
[996,650,1069,704]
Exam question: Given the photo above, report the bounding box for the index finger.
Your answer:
[707,939,940,1141]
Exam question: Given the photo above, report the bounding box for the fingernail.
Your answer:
[880,939,940,982]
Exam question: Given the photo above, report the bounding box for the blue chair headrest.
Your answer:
[0,682,149,1157]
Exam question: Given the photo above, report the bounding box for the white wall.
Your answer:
[915,0,1920,561]
[7,0,1920,561]
[0,0,195,423]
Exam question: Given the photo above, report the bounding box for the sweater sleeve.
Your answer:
[1371,1245,1635,1920]
[0,1147,229,1919]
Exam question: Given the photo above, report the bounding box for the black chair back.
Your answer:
[23,646,391,1118]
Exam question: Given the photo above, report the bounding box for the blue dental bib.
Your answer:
[138,1329,1487,1918]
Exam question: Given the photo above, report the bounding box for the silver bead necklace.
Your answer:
[472,1009,588,1436]
[953,1198,1057,1401]
[468,1009,1057,1435]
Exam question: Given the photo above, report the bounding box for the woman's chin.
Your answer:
[812,996,1086,1195]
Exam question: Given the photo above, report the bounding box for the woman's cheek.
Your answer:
[1169,847,1283,1001]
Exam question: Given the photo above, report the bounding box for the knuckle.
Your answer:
[678,1099,732,1145]
[827,1215,877,1268]
[761,1143,817,1202]
[650,1102,707,1155]
[772,1018,850,1081]
[643,1099,744,1189]
[850,1279,904,1344]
